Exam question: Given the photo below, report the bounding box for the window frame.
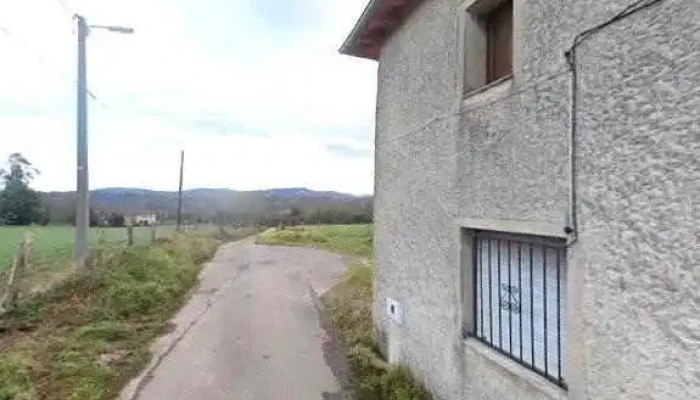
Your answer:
[468,230,568,389]
[485,0,513,84]
[459,0,515,95]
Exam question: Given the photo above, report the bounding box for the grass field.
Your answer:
[256,224,373,258]
[0,225,220,274]
[256,224,432,400]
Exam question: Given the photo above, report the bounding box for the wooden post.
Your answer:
[22,232,34,272]
[0,233,30,315]
[177,150,184,231]
[151,220,157,243]
[127,222,134,246]
[96,228,106,266]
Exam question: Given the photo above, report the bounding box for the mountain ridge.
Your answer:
[41,187,372,221]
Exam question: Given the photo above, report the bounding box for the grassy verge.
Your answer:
[0,233,221,400]
[256,224,373,258]
[323,263,432,400]
[257,224,431,400]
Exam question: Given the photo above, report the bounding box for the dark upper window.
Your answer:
[485,0,513,83]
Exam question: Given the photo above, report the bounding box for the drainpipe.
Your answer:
[561,0,666,247]
[563,49,578,246]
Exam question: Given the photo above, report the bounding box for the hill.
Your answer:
[41,187,372,224]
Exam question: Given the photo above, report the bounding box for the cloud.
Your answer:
[0,0,377,195]
[242,0,324,33]
[186,115,268,138]
[325,144,372,159]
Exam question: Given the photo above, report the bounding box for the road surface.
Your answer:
[122,239,352,400]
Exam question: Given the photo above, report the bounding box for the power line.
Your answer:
[0,20,110,110]
[53,0,77,18]
[0,23,12,37]
[568,0,664,52]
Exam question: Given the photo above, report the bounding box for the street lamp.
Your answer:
[74,15,133,267]
[89,25,135,34]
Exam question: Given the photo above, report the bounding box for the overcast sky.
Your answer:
[0,0,376,195]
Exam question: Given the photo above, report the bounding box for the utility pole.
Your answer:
[176,150,184,231]
[73,15,134,267]
[75,15,89,267]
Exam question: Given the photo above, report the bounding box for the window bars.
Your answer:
[473,231,567,388]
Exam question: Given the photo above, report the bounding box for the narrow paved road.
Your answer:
[124,239,352,400]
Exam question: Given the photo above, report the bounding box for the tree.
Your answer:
[89,209,101,227]
[66,207,102,226]
[107,212,125,227]
[0,153,39,185]
[0,153,43,225]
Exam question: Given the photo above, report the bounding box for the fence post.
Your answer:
[151,221,157,243]
[0,233,30,315]
[22,232,34,273]
[127,222,134,246]
[95,228,105,266]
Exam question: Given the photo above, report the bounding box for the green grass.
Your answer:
[256,224,373,258]
[0,233,222,400]
[256,223,431,400]
[0,225,182,272]
[0,224,229,274]
[323,262,432,400]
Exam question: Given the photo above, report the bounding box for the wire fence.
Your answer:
[0,223,230,308]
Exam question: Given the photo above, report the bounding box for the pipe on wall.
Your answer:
[562,0,666,246]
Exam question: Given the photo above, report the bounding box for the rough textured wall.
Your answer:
[374,0,461,398]
[456,76,570,226]
[456,0,572,397]
[375,0,462,141]
[373,0,699,399]
[573,0,700,398]
[456,77,571,399]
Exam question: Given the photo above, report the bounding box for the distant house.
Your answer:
[124,213,157,226]
[341,1,698,400]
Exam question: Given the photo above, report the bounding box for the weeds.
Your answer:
[0,233,220,400]
[323,263,432,400]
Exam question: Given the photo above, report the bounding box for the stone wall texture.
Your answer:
[372,0,700,399]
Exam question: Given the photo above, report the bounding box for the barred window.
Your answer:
[473,231,567,387]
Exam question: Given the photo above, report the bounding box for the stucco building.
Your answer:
[341,0,699,399]
[124,212,158,226]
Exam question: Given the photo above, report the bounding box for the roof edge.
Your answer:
[339,0,423,61]
[339,0,383,60]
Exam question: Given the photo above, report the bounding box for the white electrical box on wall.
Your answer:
[386,297,403,324]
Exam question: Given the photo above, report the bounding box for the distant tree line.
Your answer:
[215,202,373,228]
[0,153,374,228]
[0,154,131,228]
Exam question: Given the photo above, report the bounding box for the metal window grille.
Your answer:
[473,231,567,388]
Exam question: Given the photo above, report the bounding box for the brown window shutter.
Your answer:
[486,1,513,83]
